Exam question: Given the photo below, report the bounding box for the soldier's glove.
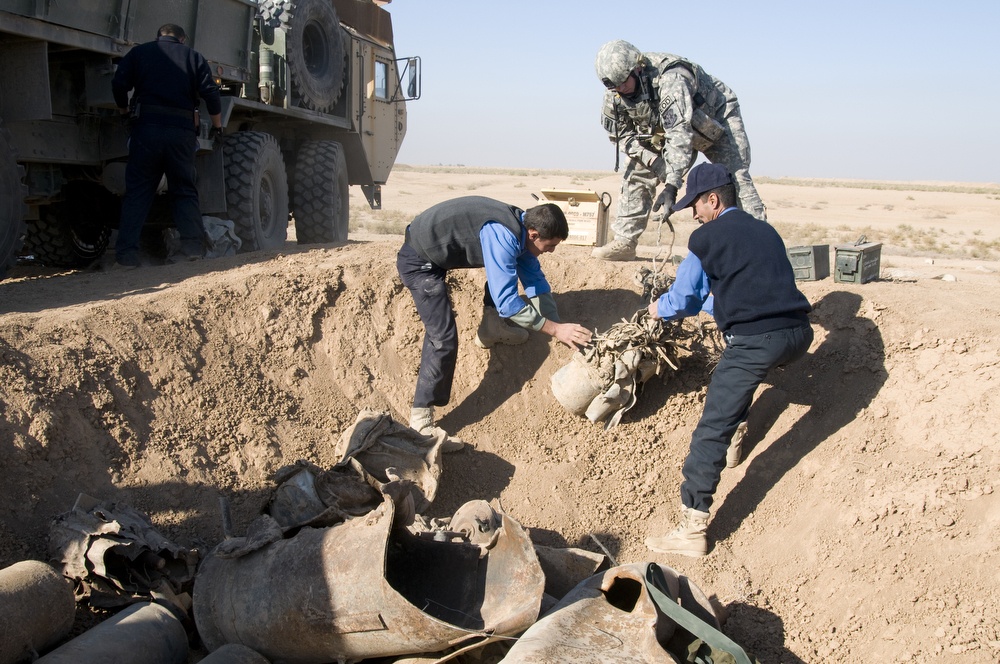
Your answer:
[209,126,224,141]
[652,184,678,213]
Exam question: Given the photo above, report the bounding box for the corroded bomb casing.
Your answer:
[201,643,271,664]
[0,560,76,664]
[35,601,187,664]
[194,497,544,663]
[503,563,721,663]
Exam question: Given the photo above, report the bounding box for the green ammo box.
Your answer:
[834,241,882,284]
[786,245,830,281]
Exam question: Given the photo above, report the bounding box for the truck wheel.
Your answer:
[257,0,294,30]
[22,183,114,268]
[292,140,349,243]
[222,132,289,252]
[1,118,27,279]
[286,0,346,112]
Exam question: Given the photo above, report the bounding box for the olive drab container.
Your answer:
[535,189,611,247]
[786,244,830,281]
[834,237,882,284]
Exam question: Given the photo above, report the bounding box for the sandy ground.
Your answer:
[1,169,999,662]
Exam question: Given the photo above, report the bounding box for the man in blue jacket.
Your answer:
[398,196,593,448]
[645,163,813,556]
[112,23,223,267]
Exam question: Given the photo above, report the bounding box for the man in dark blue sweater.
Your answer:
[112,23,223,267]
[645,163,813,556]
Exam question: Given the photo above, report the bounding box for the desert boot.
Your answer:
[645,505,710,557]
[591,237,636,261]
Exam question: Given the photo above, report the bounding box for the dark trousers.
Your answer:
[116,123,203,262]
[680,324,814,512]
[396,243,458,409]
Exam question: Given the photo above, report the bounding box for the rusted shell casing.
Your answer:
[35,601,188,664]
[200,643,271,664]
[194,498,544,663]
[0,560,76,664]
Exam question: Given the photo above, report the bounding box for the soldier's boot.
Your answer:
[645,506,710,557]
[727,420,749,468]
[410,406,467,453]
[591,237,637,261]
[475,306,529,349]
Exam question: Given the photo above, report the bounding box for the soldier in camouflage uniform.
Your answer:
[593,40,766,261]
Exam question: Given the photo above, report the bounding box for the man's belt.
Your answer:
[134,103,194,120]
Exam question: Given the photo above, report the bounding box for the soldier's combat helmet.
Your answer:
[595,40,642,89]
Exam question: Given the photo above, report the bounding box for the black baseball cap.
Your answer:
[671,163,733,211]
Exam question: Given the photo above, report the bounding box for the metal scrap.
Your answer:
[564,308,719,429]
[48,493,198,608]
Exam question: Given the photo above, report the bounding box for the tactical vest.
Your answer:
[607,53,729,152]
[405,196,524,270]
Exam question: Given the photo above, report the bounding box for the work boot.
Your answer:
[727,421,748,468]
[645,506,710,557]
[475,307,529,349]
[409,406,434,433]
[591,237,636,261]
[421,426,469,453]
[410,407,467,453]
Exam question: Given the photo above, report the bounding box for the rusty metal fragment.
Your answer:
[48,493,197,608]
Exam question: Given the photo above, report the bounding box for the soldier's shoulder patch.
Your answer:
[660,95,674,109]
[660,107,678,129]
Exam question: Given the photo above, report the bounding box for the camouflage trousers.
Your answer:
[703,100,767,222]
[612,107,766,243]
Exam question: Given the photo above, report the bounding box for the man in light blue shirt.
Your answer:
[398,196,593,444]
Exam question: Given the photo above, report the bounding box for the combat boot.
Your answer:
[727,420,748,468]
[591,237,636,261]
[475,307,529,349]
[645,506,710,557]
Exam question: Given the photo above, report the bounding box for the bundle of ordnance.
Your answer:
[551,308,721,429]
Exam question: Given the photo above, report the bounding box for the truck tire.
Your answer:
[1,118,27,279]
[22,189,113,268]
[257,0,294,30]
[222,131,289,252]
[286,0,346,112]
[292,140,349,243]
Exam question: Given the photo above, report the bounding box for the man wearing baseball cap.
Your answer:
[644,162,814,556]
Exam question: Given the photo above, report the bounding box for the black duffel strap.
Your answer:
[644,563,753,664]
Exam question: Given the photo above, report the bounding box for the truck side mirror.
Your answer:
[395,56,420,101]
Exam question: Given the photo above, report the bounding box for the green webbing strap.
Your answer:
[644,563,753,664]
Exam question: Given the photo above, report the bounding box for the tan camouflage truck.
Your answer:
[0,0,419,278]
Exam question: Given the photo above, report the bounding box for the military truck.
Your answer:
[0,0,419,278]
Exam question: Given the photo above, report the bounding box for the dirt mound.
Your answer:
[1,226,999,661]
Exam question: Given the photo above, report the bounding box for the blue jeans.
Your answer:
[680,324,814,512]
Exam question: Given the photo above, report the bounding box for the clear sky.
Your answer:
[385,1,999,183]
